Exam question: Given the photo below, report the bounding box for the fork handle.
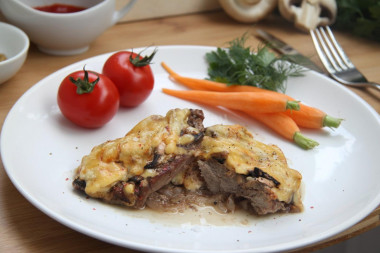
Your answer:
[366,82,380,91]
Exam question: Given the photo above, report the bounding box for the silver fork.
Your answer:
[310,26,380,91]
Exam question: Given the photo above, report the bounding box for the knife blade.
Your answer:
[255,29,324,74]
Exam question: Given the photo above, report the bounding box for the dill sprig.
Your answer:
[205,35,304,93]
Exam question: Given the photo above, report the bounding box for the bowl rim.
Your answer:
[10,0,108,17]
[0,22,30,66]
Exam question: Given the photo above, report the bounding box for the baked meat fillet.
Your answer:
[73,108,303,215]
[73,108,205,209]
[199,124,302,214]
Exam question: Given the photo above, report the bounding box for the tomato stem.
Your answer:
[70,67,99,94]
[129,48,158,67]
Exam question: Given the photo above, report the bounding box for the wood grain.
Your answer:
[1,11,379,252]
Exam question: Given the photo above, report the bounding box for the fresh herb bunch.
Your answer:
[334,0,380,42]
[205,35,304,93]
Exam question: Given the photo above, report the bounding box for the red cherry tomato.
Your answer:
[57,68,120,128]
[102,49,156,107]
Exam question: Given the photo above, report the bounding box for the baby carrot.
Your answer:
[161,62,267,93]
[162,88,300,113]
[161,62,342,129]
[161,62,179,77]
[243,111,319,149]
[283,104,342,129]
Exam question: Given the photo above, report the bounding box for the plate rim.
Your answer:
[1,45,380,253]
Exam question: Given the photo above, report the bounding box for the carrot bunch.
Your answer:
[161,62,343,150]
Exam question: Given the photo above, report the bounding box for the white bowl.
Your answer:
[0,22,29,85]
[0,0,136,56]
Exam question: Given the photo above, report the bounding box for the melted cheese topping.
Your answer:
[75,109,302,210]
[201,124,302,204]
[76,109,197,196]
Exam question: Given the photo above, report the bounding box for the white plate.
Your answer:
[1,46,380,253]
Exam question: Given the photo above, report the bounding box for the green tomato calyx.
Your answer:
[70,66,99,94]
[129,48,158,67]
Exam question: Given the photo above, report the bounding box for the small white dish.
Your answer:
[0,0,136,56]
[0,22,29,85]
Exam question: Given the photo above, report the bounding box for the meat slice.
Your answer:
[73,109,205,209]
[106,155,196,208]
[198,124,303,215]
[198,158,292,215]
[145,183,236,213]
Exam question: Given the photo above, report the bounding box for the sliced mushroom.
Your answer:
[219,0,278,23]
[278,0,337,31]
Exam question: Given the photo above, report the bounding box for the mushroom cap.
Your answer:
[278,0,337,32]
[219,0,278,23]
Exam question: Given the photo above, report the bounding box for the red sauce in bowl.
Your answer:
[34,3,86,14]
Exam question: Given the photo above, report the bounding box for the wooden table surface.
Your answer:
[1,11,379,253]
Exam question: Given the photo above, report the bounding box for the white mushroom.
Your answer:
[219,0,278,23]
[278,0,337,31]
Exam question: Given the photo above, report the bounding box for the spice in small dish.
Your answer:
[0,53,7,62]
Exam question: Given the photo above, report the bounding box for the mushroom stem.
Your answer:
[278,0,337,32]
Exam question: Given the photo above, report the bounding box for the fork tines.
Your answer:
[310,26,354,74]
